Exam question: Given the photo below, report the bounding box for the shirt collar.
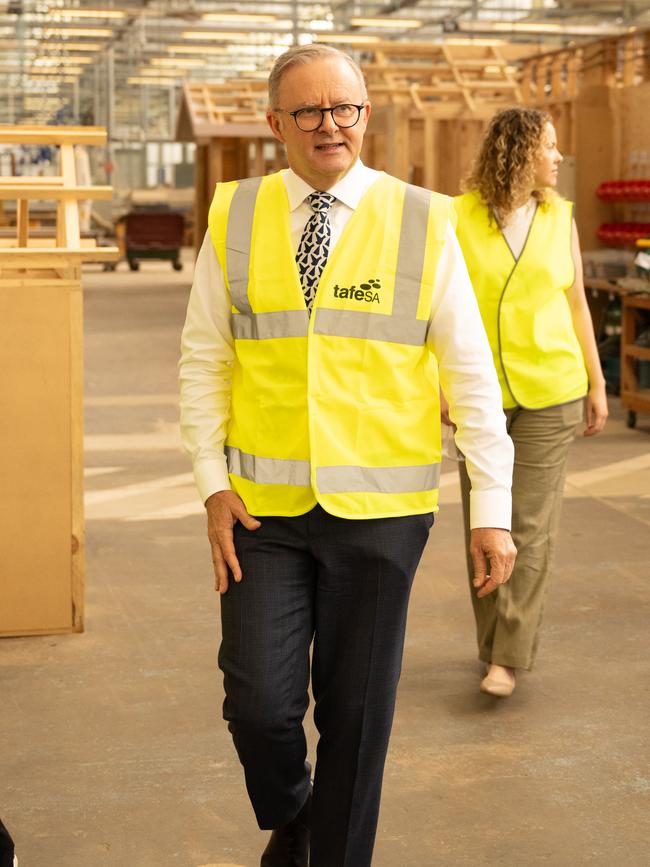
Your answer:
[283,159,379,213]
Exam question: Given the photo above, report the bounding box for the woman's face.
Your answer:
[533,122,563,188]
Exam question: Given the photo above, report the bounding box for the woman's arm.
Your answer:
[567,219,608,436]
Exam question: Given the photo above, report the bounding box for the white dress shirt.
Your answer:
[179,160,514,529]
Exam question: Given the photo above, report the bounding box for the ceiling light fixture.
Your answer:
[201,12,277,23]
[37,41,102,51]
[30,64,83,74]
[138,67,187,77]
[33,55,92,65]
[150,57,203,67]
[349,17,422,29]
[46,8,127,20]
[445,38,505,47]
[166,44,229,54]
[128,76,177,86]
[41,27,113,37]
[316,33,381,44]
[181,31,248,40]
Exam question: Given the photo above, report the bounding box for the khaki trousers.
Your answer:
[459,399,584,670]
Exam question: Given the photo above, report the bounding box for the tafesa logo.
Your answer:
[332,279,381,304]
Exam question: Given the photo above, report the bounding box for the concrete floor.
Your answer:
[2,255,649,867]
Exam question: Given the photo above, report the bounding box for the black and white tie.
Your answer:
[295,192,336,312]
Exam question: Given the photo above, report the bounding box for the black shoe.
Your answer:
[260,792,311,867]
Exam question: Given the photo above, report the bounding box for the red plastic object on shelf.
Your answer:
[596,180,650,202]
[596,222,650,244]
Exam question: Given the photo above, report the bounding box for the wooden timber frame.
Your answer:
[361,40,525,193]
[0,125,119,637]
[176,81,286,255]
[519,30,650,245]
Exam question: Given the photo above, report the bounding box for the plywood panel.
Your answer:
[574,85,617,245]
[0,281,74,634]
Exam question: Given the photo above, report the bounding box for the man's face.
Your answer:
[266,57,371,191]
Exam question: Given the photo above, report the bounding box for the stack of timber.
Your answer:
[361,40,524,194]
[0,125,119,637]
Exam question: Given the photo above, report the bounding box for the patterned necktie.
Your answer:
[296,192,336,311]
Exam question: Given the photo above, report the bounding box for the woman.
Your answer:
[451,106,608,697]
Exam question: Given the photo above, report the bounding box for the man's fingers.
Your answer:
[235,508,261,532]
[211,546,229,594]
[471,550,488,589]
[205,491,260,591]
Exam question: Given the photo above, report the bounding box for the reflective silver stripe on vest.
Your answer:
[232,309,309,340]
[313,182,431,346]
[225,445,311,487]
[316,463,441,494]
[312,309,427,346]
[225,178,433,344]
[225,176,263,314]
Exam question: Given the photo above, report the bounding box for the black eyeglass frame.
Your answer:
[277,103,366,132]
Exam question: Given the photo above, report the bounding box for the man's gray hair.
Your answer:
[268,43,368,109]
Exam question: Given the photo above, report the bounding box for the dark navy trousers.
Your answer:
[219,504,433,867]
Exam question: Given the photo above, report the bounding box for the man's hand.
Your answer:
[440,389,454,428]
[205,490,261,594]
[469,528,517,598]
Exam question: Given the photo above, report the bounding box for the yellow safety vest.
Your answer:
[208,170,451,519]
[453,190,588,409]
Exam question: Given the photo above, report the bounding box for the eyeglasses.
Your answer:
[278,103,365,132]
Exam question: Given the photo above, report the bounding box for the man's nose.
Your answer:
[319,109,338,133]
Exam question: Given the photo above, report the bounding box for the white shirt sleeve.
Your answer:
[427,223,514,530]
[179,231,234,503]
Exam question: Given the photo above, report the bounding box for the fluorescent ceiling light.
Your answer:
[181,31,248,40]
[349,17,422,29]
[0,38,39,47]
[309,20,334,31]
[139,66,187,76]
[38,41,102,51]
[151,57,203,68]
[490,21,563,33]
[41,27,113,37]
[47,9,126,21]
[483,20,621,36]
[33,55,92,65]
[166,44,229,54]
[22,74,78,82]
[128,76,176,86]
[46,8,127,19]
[445,38,505,47]
[30,65,83,75]
[202,12,277,23]
[316,33,380,44]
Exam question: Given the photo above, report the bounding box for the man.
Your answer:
[179,44,516,867]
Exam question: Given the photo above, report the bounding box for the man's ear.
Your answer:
[266,110,285,144]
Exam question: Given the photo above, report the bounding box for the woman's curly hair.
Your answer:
[463,107,553,220]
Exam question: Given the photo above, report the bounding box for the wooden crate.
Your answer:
[0,125,119,637]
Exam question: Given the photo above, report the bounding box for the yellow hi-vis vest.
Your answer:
[208,170,452,519]
[453,190,588,410]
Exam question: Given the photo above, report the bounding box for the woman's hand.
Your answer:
[584,383,608,436]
